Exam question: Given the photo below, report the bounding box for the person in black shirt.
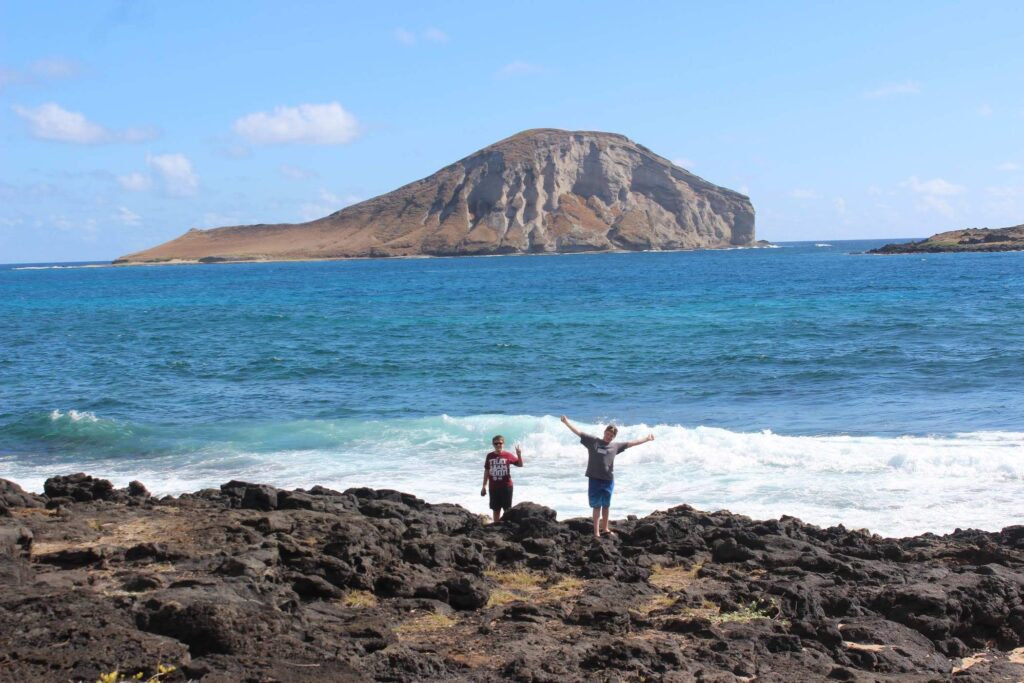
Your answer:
[561,415,654,538]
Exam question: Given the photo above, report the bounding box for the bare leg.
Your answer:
[592,507,601,538]
[600,507,611,534]
[492,509,501,524]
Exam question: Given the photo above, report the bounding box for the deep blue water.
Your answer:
[2,240,1023,534]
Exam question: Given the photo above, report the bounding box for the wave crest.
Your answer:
[3,412,1023,536]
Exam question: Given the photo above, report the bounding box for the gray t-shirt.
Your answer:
[581,434,631,480]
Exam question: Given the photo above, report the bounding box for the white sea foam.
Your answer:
[49,409,99,422]
[13,264,108,270]
[6,415,1023,537]
[815,243,833,247]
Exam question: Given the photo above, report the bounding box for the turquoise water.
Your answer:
[2,241,1023,534]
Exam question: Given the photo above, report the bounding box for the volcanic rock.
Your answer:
[115,129,755,263]
[3,475,1024,681]
[871,223,1024,253]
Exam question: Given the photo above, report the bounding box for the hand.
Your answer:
[646,434,655,442]
[480,487,486,497]
[515,443,522,457]
[560,415,568,424]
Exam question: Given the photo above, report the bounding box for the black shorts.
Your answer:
[488,485,513,511]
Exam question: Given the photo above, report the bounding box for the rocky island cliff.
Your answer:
[870,224,1024,254]
[4,474,1024,682]
[115,129,755,264]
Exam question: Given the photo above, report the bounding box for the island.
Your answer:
[3,473,1024,681]
[870,224,1024,254]
[114,129,755,264]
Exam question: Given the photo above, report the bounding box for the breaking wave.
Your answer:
[3,412,1022,537]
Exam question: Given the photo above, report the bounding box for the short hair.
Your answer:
[492,435,504,443]
[604,424,618,435]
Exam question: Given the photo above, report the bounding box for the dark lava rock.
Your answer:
[569,596,632,634]
[44,472,115,502]
[443,575,489,610]
[127,480,150,497]
[37,545,112,568]
[5,473,1024,682]
[0,478,45,508]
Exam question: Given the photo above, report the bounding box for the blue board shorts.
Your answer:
[588,477,614,509]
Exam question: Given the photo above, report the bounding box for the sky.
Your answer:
[2,1,1023,263]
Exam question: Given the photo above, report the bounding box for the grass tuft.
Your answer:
[395,612,457,637]
[649,562,702,592]
[342,590,378,608]
[486,588,520,608]
[713,602,776,623]
[484,569,544,590]
[483,570,584,606]
[95,664,176,683]
[632,594,676,615]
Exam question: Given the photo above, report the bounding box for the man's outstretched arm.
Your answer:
[560,415,583,437]
[623,433,655,449]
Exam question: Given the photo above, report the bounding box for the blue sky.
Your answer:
[2,1,1023,263]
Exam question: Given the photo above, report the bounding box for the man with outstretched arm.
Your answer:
[481,435,523,523]
[560,415,654,539]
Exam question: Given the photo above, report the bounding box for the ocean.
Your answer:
[2,239,1023,536]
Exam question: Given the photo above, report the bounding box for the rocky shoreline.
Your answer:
[3,474,1024,682]
[870,225,1024,254]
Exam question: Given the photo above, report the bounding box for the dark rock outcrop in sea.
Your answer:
[3,474,1024,682]
[870,224,1024,254]
[114,129,755,264]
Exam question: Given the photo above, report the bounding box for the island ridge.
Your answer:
[115,129,755,264]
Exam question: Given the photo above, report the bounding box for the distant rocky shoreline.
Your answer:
[3,473,1024,681]
[870,224,1024,254]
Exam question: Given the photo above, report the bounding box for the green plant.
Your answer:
[95,664,176,683]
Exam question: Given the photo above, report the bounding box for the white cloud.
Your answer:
[900,177,964,217]
[918,195,954,217]
[394,27,417,45]
[864,81,921,99]
[0,57,80,90]
[216,144,251,159]
[30,57,80,79]
[902,176,964,196]
[48,215,99,239]
[12,102,155,144]
[233,102,358,145]
[423,27,448,43]
[986,185,1023,198]
[280,164,317,180]
[496,61,547,78]
[116,206,141,225]
[790,188,819,199]
[997,162,1020,172]
[671,158,695,169]
[978,103,993,117]
[394,27,448,45]
[118,172,151,191]
[13,103,108,143]
[146,153,198,196]
[299,189,361,221]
